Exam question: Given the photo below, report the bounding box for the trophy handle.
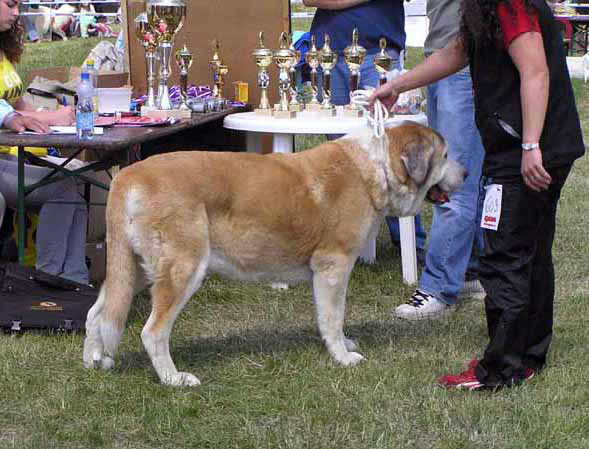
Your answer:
[258,31,265,48]
[379,37,387,51]
[352,28,359,46]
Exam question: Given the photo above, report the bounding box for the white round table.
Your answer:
[223,110,428,285]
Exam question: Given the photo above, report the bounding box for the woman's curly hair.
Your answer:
[458,0,535,58]
[0,18,25,64]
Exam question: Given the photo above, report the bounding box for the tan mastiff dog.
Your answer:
[83,121,465,386]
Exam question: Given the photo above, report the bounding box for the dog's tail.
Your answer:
[84,178,140,368]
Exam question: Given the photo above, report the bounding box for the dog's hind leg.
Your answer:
[84,191,145,371]
[83,257,145,370]
[311,253,364,366]
[141,207,210,387]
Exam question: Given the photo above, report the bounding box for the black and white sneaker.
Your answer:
[393,289,452,320]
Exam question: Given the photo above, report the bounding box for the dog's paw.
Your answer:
[344,337,358,352]
[88,352,114,370]
[336,351,365,366]
[83,348,114,370]
[99,355,115,370]
[163,372,201,387]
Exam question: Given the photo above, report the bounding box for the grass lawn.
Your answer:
[1,37,588,449]
[16,37,115,85]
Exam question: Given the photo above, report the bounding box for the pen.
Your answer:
[62,95,67,106]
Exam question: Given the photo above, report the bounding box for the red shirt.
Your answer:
[497,0,541,48]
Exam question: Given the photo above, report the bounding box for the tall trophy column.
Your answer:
[175,44,193,110]
[318,33,337,117]
[288,34,303,113]
[304,35,321,112]
[373,37,393,86]
[210,40,229,100]
[342,28,366,117]
[252,31,273,116]
[134,12,158,108]
[272,32,296,119]
[144,0,187,118]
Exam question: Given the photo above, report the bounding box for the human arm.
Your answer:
[12,97,75,126]
[0,100,14,126]
[0,100,50,133]
[508,32,551,191]
[302,0,371,10]
[368,38,468,110]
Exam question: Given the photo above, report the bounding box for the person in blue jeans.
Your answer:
[393,0,486,320]
[304,0,427,257]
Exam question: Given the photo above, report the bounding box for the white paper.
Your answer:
[481,184,502,231]
[23,127,104,135]
[49,126,104,135]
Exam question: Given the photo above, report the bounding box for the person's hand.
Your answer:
[48,105,75,126]
[521,148,551,191]
[4,113,51,134]
[367,81,401,112]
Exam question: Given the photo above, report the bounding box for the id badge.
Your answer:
[481,184,502,231]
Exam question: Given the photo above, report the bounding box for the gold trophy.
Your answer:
[134,12,159,108]
[272,32,296,118]
[146,0,186,112]
[175,44,193,110]
[209,40,228,99]
[252,31,273,115]
[318,33,337,117]
[342,28,366,117]
[288,33,303,112]
[304,35,322,112]
[373,37,393,85]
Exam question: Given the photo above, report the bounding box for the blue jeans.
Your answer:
[320,51,427,250]
[0,157,89,284]
[418,67,485,305]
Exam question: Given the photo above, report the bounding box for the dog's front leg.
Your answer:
[311,255,364,366]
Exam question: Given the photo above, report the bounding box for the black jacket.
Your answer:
[469,0,585,177]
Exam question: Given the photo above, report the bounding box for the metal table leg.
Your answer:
[17,145,25,265]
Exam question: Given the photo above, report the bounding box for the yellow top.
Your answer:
[0,54,46,156]
[0,55,23,103]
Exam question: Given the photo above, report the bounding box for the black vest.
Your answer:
[469,0,585,177]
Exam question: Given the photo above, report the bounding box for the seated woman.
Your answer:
[0,0,89,284]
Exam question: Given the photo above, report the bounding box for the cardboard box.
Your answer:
[86,240,107,283]
[26,66,69,84]
[69,66,130,88]
[83,169,114,241]
[97,71,130,88]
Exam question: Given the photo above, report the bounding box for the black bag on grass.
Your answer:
[0,262,98,332]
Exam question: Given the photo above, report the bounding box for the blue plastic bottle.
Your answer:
[76,72,95,140]
[84,59,99,118]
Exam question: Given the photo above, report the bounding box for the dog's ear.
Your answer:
[400,141,432,186]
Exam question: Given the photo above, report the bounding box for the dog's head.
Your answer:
[384,121,466,214]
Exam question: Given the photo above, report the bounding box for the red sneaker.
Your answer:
[523,367,535,380]
[467,358,480,370]
[439,366,484,390]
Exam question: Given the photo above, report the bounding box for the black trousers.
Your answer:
[475,164,572,388]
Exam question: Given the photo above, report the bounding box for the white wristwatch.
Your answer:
[522,142,540,151]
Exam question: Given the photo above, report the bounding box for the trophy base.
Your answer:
[141,107,192,120]
[272,109,297,119]
[304,103,323,112]
[254,108,274,116]
[340,107,364,118]
[318,107,337,117]
[289,103,304,113]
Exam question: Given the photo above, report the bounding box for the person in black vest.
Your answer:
[369,0,585,390]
